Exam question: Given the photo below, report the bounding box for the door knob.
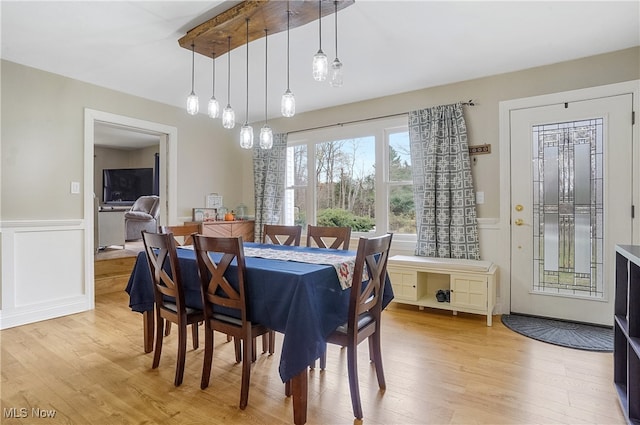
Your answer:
[515,204,524,212]
[514,218,524,226]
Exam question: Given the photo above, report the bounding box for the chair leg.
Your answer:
[370,333,386,390]
[262,334,268,353]
[269,330,275,354]
[152,313,165,369]
[310,343,326,370]
[285,379,292,396]
[191,322,199,350]
[165,320,172,336]
[346,345,363,420]
[252,337,257,362]
[239,331,252,409]
[320,344,327,370]
[174,321,187,386]
[200,327,214,389]
[234,337,242,363]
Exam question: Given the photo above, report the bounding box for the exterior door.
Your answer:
[510,94,633,325]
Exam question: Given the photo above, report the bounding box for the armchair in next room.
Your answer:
[125,195,160,241]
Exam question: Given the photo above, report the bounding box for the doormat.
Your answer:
[501,314,613,352]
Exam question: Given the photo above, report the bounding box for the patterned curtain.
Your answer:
[409,103,480,259]
[253,133,287,243]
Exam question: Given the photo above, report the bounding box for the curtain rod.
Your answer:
[286,100,476,135]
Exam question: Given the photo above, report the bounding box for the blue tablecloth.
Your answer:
[125,242,394,383]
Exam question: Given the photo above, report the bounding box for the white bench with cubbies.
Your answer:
[387,255,498,326]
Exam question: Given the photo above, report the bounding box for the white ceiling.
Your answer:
[2,0,639,146]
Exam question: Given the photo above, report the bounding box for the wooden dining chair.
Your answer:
[159,224,200,246]
[263,224,302,246]
[306,224,352,250]
[141,230,204,387]
[159,224,201,337]
[307,224,352,369]
[261,224,302,354]
[193,235,270,409]
[322,233,393,419]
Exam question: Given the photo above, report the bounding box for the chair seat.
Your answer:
[212,313,243,327]
[163,302,202,316]
[332,313,374,335]
[125,211,154,220]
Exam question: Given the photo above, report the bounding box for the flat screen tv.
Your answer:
[103,168,155,205]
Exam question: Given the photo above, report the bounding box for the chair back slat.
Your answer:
[160,224,200,246]
[306,225,351,250]
[193,235,249,322]
[141,231,186,311]
[263,224,302,246]
[348,234,393,332]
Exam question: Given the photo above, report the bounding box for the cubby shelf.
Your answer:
[614,245,640,425]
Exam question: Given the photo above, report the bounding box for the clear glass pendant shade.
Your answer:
[312,50,328,81]
[281,89,295,117]
[260,125,273,149]
[186,92,199,115]
[208,97,220,118]
[222,105,235,129]
[240,123,254,149]
[330,58,343,87]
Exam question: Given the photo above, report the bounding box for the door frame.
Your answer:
[83,109,178,301]
[498,81,639,314]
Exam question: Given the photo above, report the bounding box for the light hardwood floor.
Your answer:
[1,290,625,424]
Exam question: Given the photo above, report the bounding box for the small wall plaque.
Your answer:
[469,144,491,155]
[206,193,223,209]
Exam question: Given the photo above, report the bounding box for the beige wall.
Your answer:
[250,47,640,219]
[1,47,639,223]
[0,59,247,222]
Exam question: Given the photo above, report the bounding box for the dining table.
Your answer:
[125,241,394,424]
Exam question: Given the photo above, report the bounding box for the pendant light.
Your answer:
[281,4,295,117]
[329,1,343,88]
[186,43,199,115]
[208,52,220,119]
[312,0,328,81]
[239,18,254,149]
[260,28,273,149]
[222,36,236,129]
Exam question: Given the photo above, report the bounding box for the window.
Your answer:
[285,117,415,239]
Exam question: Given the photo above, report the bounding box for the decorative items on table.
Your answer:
[192,208,217,222]
[235,204,248,220]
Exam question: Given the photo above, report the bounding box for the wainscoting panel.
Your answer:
[0,220,93,329]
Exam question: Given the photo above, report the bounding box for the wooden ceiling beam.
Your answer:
[178,0,354,57]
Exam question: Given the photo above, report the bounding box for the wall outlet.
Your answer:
[71,181,80,194]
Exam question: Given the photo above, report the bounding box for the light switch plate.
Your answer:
[71,181,80,194]
[476,191,485,204]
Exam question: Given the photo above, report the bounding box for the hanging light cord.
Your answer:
[211,52,215,94]
[245,19,249,122]
[264,28,268,125]
[227,37,231,103]
[191,44,195,93]
[334,1,338,58]
[318,1,322,51]
[286,5,291,90]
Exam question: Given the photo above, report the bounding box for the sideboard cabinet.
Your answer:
[614,244,640,424]
[186,220,255,242]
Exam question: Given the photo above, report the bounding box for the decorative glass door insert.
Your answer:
[532,118,603,298]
